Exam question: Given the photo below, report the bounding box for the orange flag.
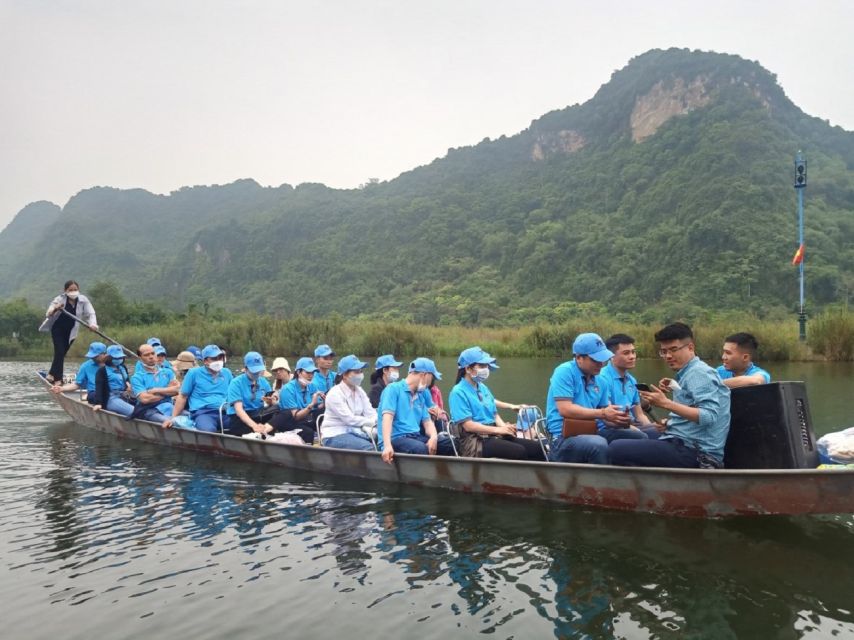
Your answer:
[792,244,804,266]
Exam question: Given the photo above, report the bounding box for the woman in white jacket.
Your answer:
[41,280,98,383]
[320,354,377,451]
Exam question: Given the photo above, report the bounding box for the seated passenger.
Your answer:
[449,347,545,460]
[171,351,197,381]
[545,333,626,464]
[50,341,107,402]
[717,332,771,388]
[270,357,292,395]
[269,357,323,443]
[163,344,233,432]
[187,345,203,364]
[155,345,173,370]
[610,323,731,468]
[368,354,403,408]
[131,343,180,424]
[310,344,337,398]
[321,355,377,451]
[224,351,275,437]
[379,357,456,462]
[597,333,654,442]
[94,345,135,417]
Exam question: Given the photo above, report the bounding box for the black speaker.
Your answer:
[724,382,818,469]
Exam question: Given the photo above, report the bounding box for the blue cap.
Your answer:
[201,344,224,360]
[154,345,167,356]
[243,351,266,374]
[337,354,368,374]
[187,345,202,359]
[409,357,442,380]
[572,333,614,363]
[295,357,319,373]
[146,337,162,347]
[314,344,334,357]
[375,354,403,370]
[457,346,499,369]
[106,345,125,359]
[85,341,107,358]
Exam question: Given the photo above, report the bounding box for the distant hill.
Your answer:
[2,48,852,325]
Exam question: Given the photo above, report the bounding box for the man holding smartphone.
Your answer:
[598,334,655,441]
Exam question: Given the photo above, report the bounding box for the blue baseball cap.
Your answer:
[573,333,614,363]
[314,344,335,357]
[146,337,162,347]
[457,346,499,369]
[201,344,225,360]
[337,354,368,374]
[243,351,266,374]
[295,357,319,373]
[187,345,202,360]
[375,354,403,370]
[409,357,442,380]
[85,341,107,358]
[154,345,167,356]
[106,345,125,359]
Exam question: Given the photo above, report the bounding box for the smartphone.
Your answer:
[636,383,653,392]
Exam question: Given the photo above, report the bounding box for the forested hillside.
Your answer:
[2,48,853,325]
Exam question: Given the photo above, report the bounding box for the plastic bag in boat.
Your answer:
[172,415,196,430]
[266,431,306,445]
[817,427,854,464]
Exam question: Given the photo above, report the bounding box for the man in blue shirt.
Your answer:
[310,344,337,396]
[545,333,630,464]
[131,342,179,424]
[598,334,654,442]
[610,323,731,468]
[49,341,106,401]
[379,357,455,463]
[717,332,771,389]
[164,344,233,433]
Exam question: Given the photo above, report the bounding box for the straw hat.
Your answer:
[172,351,197,371]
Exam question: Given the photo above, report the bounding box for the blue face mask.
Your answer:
[473,367,490,382]
[113,358,124,366]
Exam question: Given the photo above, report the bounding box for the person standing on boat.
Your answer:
[41,280,98,383]
[310,344,336,398]
[369,354,403,408]
[321,355,378,451]
[545,333,628,464]
[223,351,275,437]
[131,343,180,424]
[610,323,731,468]
[49,341,107,402]
[379,358,456,463]
[717,333,771,389]
[163,344,233,432]
[449,347,546,461]
[92,345,135,417]
[269,357,324,443]
[597,334,654,441]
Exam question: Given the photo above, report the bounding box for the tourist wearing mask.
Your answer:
[164,344,233,432]
[49,341,107,402]
[321,355,378,451]
[368,354,403,408]
[41,280,98,383]
[93,345,135,417]
[224,351,275,437]
[270,357,323,443]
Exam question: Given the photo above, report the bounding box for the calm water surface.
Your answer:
[2,358,854,639]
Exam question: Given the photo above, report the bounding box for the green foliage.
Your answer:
[0,298,48,354]
[809,309,854,361]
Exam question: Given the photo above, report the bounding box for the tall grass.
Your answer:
[809,309,854,361]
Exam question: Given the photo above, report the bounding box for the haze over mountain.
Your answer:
[2,48,853,325]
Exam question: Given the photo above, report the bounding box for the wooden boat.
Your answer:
[41,374,854,518]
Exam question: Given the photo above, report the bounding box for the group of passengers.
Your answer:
[50,323,770,470]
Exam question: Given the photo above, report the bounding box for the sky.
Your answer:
[2,0,853,230]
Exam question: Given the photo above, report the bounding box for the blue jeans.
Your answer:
[599,426,648,443]
[609,437,701,468]
[323,430,375,451]
[549,434,609,464]
[106,393,134,417]
[191,408,224,433]
[138,406,171,425]
[391,433,456,456]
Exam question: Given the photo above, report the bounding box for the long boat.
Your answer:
[40,374,854,518]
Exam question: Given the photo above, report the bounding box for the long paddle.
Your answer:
[58,307,136,358]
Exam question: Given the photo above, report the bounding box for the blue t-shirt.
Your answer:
[180,366,233,412]
[131,365,176,415]
[598,363,641,430]
[279,379,313,411]
[545,360,609,437]
[310,370,336,396]
[378,380,430,447]
[105,364,130,393]
[716,363,771,383]
[75,359,100,393]
[449,379,497,425]
[227,373,272,415]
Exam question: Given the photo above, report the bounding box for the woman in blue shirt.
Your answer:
[448,347,545,460]
[269,357,323,443]
[224,351,276,437]
[94,345,134,417]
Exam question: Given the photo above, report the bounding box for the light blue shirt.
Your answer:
[378,380,430,447]
[105,364,130,393]
[279,379,313,411]
[716,363,771,383]
[598,363,641,430]
[75,359,100,393]
[131,365,176,415]
[310,370,336,395]
[449,379,497,425]
[227,373,272,415]
[545,360,609,437]
[663,357,731,460]
[180,366,233,412]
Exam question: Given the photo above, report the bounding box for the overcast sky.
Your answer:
[2,0,853,230]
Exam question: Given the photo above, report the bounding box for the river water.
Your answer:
[2,358,853,639]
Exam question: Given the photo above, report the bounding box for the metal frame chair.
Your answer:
[315,413,325,445]
[439,420,462,457]
[517,406,551,460]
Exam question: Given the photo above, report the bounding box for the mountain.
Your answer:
[2,48,853,325]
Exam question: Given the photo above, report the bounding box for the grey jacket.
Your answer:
[39,293,98,342]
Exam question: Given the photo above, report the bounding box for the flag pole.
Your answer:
[794,152,807,341]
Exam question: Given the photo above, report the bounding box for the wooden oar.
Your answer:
[58,307,136,358]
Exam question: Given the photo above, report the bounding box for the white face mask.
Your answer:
[348,373,365,387]
[416,379,427,392]
[208,360,224,372]
[66,291,79,299]
[298,375,311,387]
[473,367,490,382]
[387,369,400,383]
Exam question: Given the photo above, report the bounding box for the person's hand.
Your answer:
[50,385,63,394]
[162,418,173,429]
[658,378,676,392]
[311,391,324,406]
[655,418,668,433]
[89,324,98,330]
[427,435,438,455]
[640,385,669,409]
[427,406,442,419]
[93,405,102,412]
[382,446,394,464]
[495,424,516,437]
[271,392,280,404]
[600,404,631,425]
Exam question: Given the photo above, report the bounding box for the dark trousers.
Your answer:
[482,436,547,461]
[608,437,700,468]
[268,410,316,443]
[49,326,74,380]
